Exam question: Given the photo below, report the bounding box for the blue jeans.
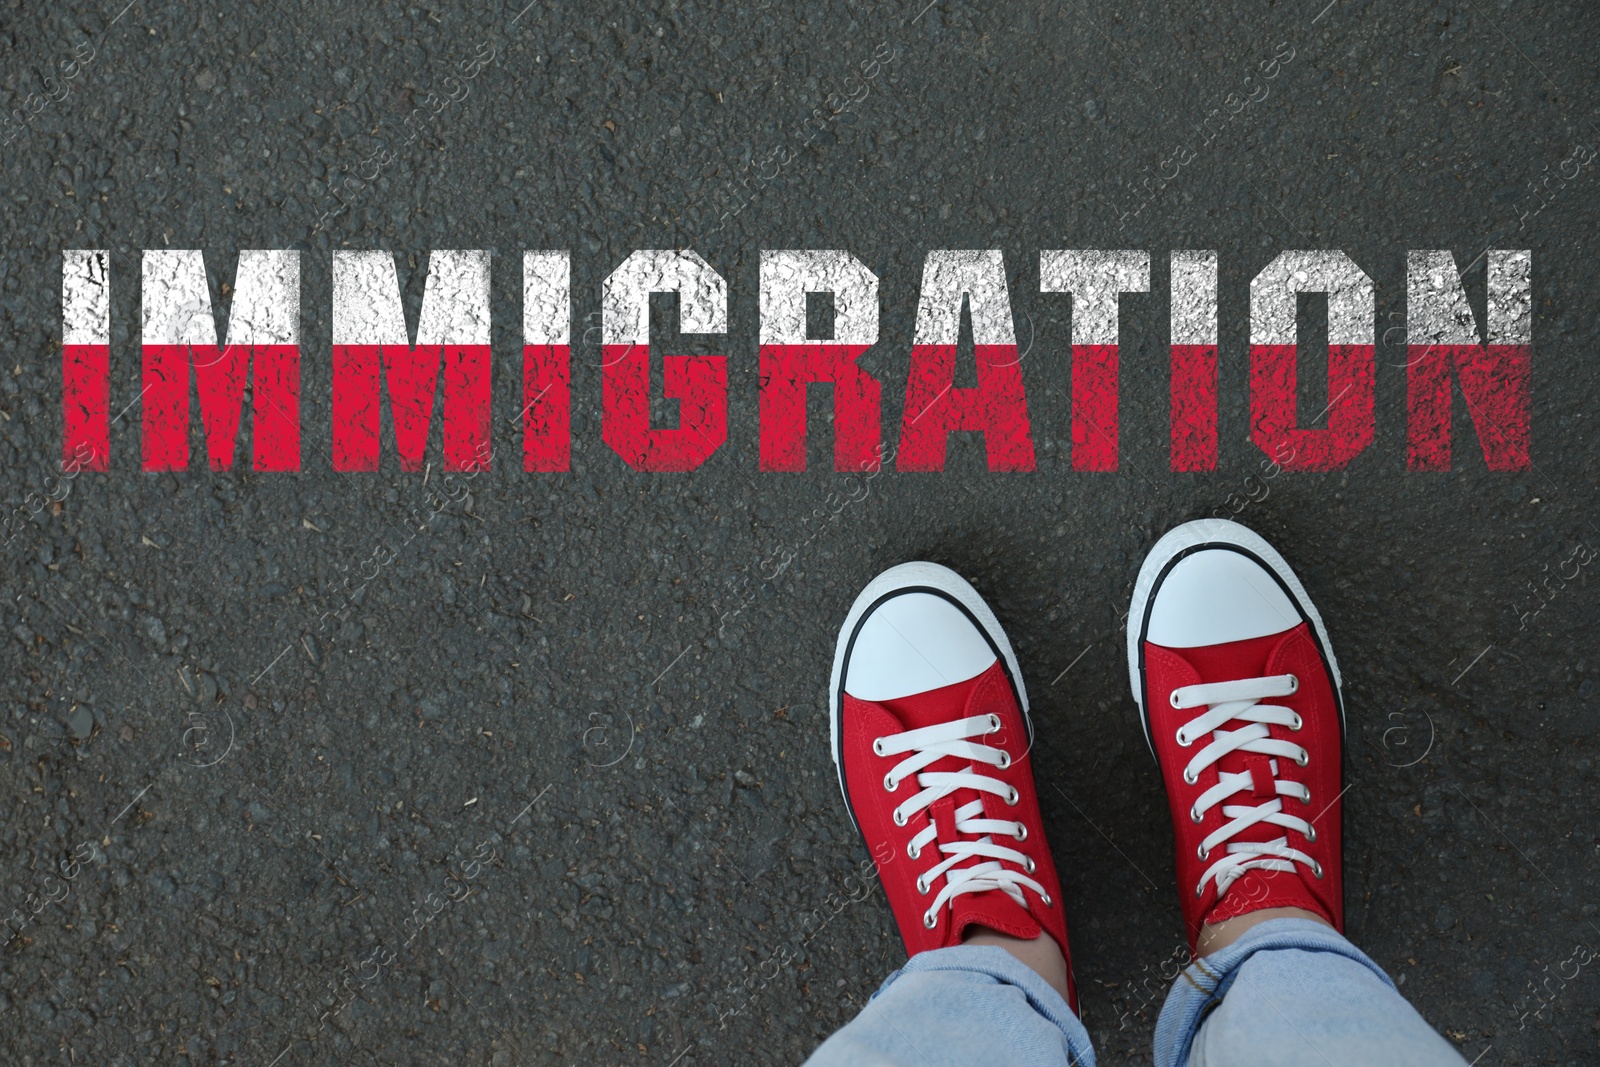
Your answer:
[805,919,1468,1067]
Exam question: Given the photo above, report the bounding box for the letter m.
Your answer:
[332,250,491,472]
[141,250,300,471]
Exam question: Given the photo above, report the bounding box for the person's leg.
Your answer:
[1126,519,1466,1067]
[1153,917,1467,1067]
[806,943,1091,1067]
[804,562,1095,1067]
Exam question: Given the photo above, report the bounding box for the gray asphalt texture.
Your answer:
[1,0,1598,1064]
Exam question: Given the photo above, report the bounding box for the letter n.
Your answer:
[1406,250,1531,471]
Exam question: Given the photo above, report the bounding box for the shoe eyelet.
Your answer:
[1305,826,1317,843]
[1311,860,1323,879]
[1196,844,1209,861]
[893,809,907,827]
[872,737,887,757]
[1169,689,1184,709]
[1286,674,1300,694]
[1289,713,1303,731]
[1190,807,1202,824]
[1042,893,1053,907]
[1005,787,1020,806]
[1294,750,1309,768]
[1014,824,1028,842]
[1183,768,1198,786]
[987,714,1001,733]
[997,751,1012,770]
[1175,728,1193,748]
[907,844,919,860]
[923,911,938,929]
[884,773,899,792]
[916,876,928,894]
[1023,857,1035,874]
[1195,883,1205,898]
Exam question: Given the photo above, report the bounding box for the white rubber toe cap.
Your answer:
[1145,548,1301,648]
[1126,519,1344,751]
[830,561,1030,789]
[842,591,997,701]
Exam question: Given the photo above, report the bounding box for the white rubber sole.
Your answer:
[829,561,1030,816]
[1125,518,1344,755]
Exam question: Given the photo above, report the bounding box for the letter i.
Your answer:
[1170,250,1219,471]
[62,250,111,470]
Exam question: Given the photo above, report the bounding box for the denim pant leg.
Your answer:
[805,945,1095,1067]
[1153,918,1468,1067]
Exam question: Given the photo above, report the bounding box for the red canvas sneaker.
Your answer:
[1126,519,1345,952]
[831,562,1076,1009]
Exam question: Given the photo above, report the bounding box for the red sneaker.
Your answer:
[1126,519,1345,952]
[831,562,1076,1009]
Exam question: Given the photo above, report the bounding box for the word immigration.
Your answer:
[59,247,1532,475]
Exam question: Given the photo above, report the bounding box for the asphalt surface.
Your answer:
[2,0,1598,1064]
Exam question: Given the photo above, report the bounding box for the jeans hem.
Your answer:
[1152,918,1397,1067]
[883,945,1097,1066]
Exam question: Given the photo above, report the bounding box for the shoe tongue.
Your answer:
[1165,628,1288,683]
[876,667,993,732]
[950,886,1043,948]
[877,666,1008,789]
[1205,868,1334,928]
[878,665,1008,880]
[1168,627,1303,844]
[875,668,1048,952]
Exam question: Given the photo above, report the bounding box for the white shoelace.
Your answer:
[1170,673,1319,899]
[875,713,1050,929]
